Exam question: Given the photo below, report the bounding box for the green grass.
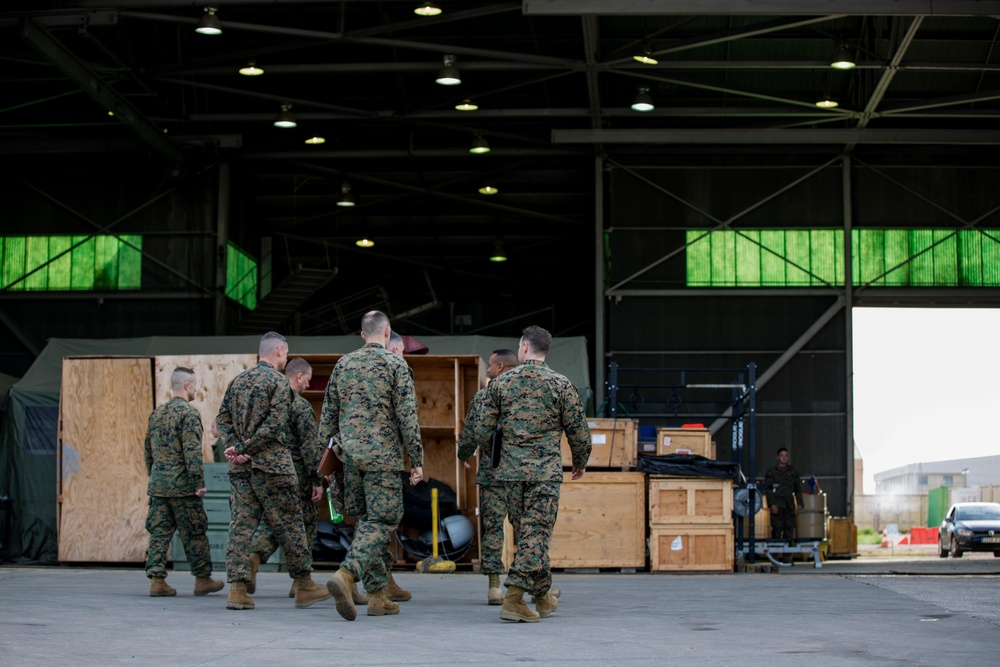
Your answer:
[857,527,883,545]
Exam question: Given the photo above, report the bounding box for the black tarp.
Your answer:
[637,454,741,480]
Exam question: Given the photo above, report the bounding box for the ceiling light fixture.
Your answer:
[436,55,461,86]
[356,237,375,248]
[631,87,654,112]
[304,136,326,145]
[337,183,355,207]
[815,95,839,109]
[830,43,856,70]
[633,45,658,65]
[478,183,499,195]
[239,60,264,76]
[273,104,297,128]
[414,2,443,16]
[455,99,478,111]
[195,7,222,35]
[469,135,490,154]
[489,240,507,262]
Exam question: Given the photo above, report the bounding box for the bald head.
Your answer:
[259,331,289,371]
[360,310,391,347]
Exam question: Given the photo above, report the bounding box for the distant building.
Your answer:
[874,455,1000,494]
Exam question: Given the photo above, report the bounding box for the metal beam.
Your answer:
[856,17,924,129]
[708,296,846,435]
[581,16,603,131]
[553,128,1000,145]
[879,89,1000,115]
[524,0,1000,16]
[842,154,856,512]
[19,18,183,165]
[594,156,606,415]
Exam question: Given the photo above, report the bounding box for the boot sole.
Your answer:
[500,609,540,623]
[326,576,358,621]
[225,602,255,610]
[294,590,332,609]
[387,593,411,602]
[488,599,503,606]
[149,591,176,597]
[367,606,400,616]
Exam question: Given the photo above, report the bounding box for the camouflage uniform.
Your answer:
[764,464,803,541]
[144,397,213,580]
[458,387,506,575]
[253,391,324,562]
[468,359,591,596]
[217,361,312,582]
[212,434,228,464]
[319,342,422,594]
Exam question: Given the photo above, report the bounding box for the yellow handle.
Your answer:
[431,487,439,559]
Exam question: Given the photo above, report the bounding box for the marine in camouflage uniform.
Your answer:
[764,447,803,541]
[252,359,324,567]
[321,311,423,621]
[216,334,316,602]
[144,367,221,596]
[458,349,519,603]
[468,326,590,622]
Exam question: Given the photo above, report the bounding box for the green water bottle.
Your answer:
[326,486,344,524]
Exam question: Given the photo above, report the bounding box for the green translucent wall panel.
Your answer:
[1,235,142,291]
[687,229,1000,287]
[226,243,258,311]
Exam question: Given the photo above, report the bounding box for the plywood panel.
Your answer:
[154,354,257,463]
[561,418,637,470]
[59,357,153,562]
[656,428,712,458]
[649,477,733,525]
[504,472,646,569]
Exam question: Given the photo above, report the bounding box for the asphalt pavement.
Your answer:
[1,554,998,666]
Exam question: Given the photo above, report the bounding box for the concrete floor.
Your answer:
[1,555,998,666]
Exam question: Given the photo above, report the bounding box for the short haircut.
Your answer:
[170,366,195,391]
[521,325,552,354]
[389,331,404,347]
[285,357,311,378]
[776,447,789,455]
[490,348,518,367]
[361,310,390,337]
[259,331,288,357]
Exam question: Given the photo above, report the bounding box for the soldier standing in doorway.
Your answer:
[764,447,804,542]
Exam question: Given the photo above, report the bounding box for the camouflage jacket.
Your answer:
[468,359,591,482]
[457,387,501,487]
[216,360,294,476]
[289,391,324,492]
[764,464,803,509]
[144,396,205,497]
[319,342,423,472]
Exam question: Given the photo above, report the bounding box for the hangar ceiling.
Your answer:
[2,1,1000,341]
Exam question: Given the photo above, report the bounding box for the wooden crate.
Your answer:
[503,471,646,569]
[649,477,733,525]
[656,428,712,458]
[827,517,857,555]
[650,525,734,573]
[561,418,638,470]
[741,501,771,539]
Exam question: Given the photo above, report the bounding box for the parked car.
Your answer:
[937,502,1000,558]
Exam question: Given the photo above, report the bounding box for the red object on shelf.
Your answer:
[681,423,705,429]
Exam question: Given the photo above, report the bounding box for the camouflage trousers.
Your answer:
[341,464,397,581]
[504,480,560,596]
[226,470,311,582]
[479,484,507,575]
[252,487,319,564]
[771,501,796,541]
[145,495,212,579]
[341,467,403,594]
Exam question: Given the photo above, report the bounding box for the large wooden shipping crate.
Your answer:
[560,418,638,470]
[650,525,734,573]
[58,354,253,563]
[827,517,858,556]
[503,471,646,569]
[649,477,733,525]
[656,428,713,458]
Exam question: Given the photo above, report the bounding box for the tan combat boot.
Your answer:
[194,576,224,596]
[487,574,503,606]
[149,577,176,597]
[499,585,539,623]
[326,568,358,621]
[534,590,559,618]
[293,575,332,609]
[530,585,561,603]
[351,582,369,605]
[367,588,400,616]
[385,573,412,602]
[247,553,261,595]
[226,581,255,610]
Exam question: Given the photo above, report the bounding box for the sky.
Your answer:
[852,307,1000,494]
